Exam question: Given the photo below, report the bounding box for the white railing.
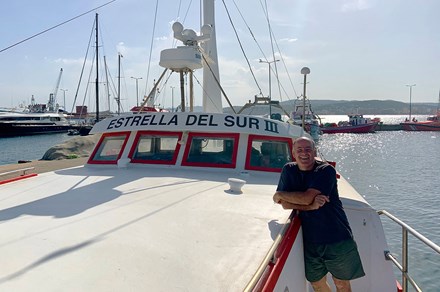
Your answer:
[378,210,440,292]
[0,167,35,178]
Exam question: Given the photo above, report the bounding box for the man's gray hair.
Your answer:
[293,136,316,150]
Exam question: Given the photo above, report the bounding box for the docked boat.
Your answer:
[0,111,399,291]
[320,114,378,134]
[400,113,440,131]
[0,111,71,137]
[289,97,321,140]
[400,90,440,131]
[1,2,438,291]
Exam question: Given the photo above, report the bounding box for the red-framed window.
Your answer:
[88,132,130,164]
[181,132,239,168]
[128,131,182,165]
[245,135,293,172]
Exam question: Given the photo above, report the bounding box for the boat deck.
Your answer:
[0,164,291,291]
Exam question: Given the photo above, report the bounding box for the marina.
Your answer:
[1,116,439,291]
[1,1,439,291]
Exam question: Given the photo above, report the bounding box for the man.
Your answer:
[273,137,365,292]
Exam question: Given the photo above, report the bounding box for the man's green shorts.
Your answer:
[304,238,365,282]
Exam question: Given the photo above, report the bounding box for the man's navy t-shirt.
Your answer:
[276,161,353,244]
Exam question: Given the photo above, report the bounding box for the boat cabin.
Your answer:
[88,112,302,173]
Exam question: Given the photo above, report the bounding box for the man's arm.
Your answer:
[277,194,329,210]
[273,188,321,205]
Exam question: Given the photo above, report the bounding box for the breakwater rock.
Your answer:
[41,134,100,160]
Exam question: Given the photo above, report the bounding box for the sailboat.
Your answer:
[1,1,437,291]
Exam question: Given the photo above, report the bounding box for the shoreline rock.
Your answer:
[41,134,100,161]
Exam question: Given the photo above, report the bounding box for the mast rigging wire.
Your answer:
[0,0,117,53]
[143,0,160,98]
[220,0,263,96]
[261,0,282,101]
[260,0,299,99]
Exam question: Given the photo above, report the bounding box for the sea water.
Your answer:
[0,133,71,165]
[0,115,438,290]
[317,119,439,292]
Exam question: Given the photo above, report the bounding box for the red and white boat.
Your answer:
[1,2,437,291]
[320,114,378,134]
[400,112,440,131]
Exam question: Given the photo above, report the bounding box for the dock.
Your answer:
[0,158,88,182]
[375,123,403,131]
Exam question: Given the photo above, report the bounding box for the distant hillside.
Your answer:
[221,100,438,115]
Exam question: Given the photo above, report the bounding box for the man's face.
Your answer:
[292,138,316,171]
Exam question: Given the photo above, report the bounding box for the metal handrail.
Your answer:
[0,167,35,177]
[378,209,440,292]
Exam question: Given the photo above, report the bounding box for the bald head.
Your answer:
[292,136,316,170]
[293,136,315,150]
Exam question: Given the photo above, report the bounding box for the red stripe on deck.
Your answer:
[396,280,403,292]
[258,215,302,292]
[0,173,38,185]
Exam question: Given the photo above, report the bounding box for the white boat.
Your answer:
[0,112,398,291]
[0,111,71,137]
[289,97,321,140]
[1,1,437,291]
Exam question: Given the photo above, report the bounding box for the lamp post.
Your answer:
[60,88,68,112]
[300,67,311,129]
[406,84,416,121]
[170,86,175,112]
[131,77,143,107]
[259,58,279,118]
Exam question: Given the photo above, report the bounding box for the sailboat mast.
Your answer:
[437,89,440,113]
[95,13,100,122]
[202,0,222,113]
[117,53,122,115]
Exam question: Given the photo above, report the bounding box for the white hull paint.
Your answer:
[0,112,397,291]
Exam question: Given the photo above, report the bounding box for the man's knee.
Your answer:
[332,276,351,292]
[310,275,331,292]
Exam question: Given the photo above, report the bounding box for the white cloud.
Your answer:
[341,0,372,12]
[116,42,126,55]
[279,38,298,43]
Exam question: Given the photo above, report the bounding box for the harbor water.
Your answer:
[0,115,438,290]
[317,115,439,292]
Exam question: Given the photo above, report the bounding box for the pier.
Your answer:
[375,123,403,131]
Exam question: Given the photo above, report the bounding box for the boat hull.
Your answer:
[400,121,440,131]
[320,123,376,134]
[0,123,71,137]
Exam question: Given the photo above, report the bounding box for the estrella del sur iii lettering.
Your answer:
[106,114,279,133]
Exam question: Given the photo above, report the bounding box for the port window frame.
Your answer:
[181,132,239,168]
[128,130,183,165]
[88,131,130,164]
[245,134,293,172]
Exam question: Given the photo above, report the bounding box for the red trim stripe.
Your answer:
[257,215,302,292]
[0,173,38,185]
[396,280,403,292]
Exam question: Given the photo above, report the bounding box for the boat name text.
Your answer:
[106,114,279,133]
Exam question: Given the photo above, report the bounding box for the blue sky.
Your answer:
[0,0,439,113]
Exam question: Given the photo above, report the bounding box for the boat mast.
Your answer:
[202,0,222,113]
[117,53,122,115]
[437,89,440,114]
[95,13,100,122]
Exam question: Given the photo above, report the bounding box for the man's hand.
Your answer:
[273,192,282,204]
[310,195,330,210]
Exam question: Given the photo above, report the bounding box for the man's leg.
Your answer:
[332,276,352,292]
[310,275,331,292]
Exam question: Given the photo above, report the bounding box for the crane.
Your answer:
[48,68,63,112]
